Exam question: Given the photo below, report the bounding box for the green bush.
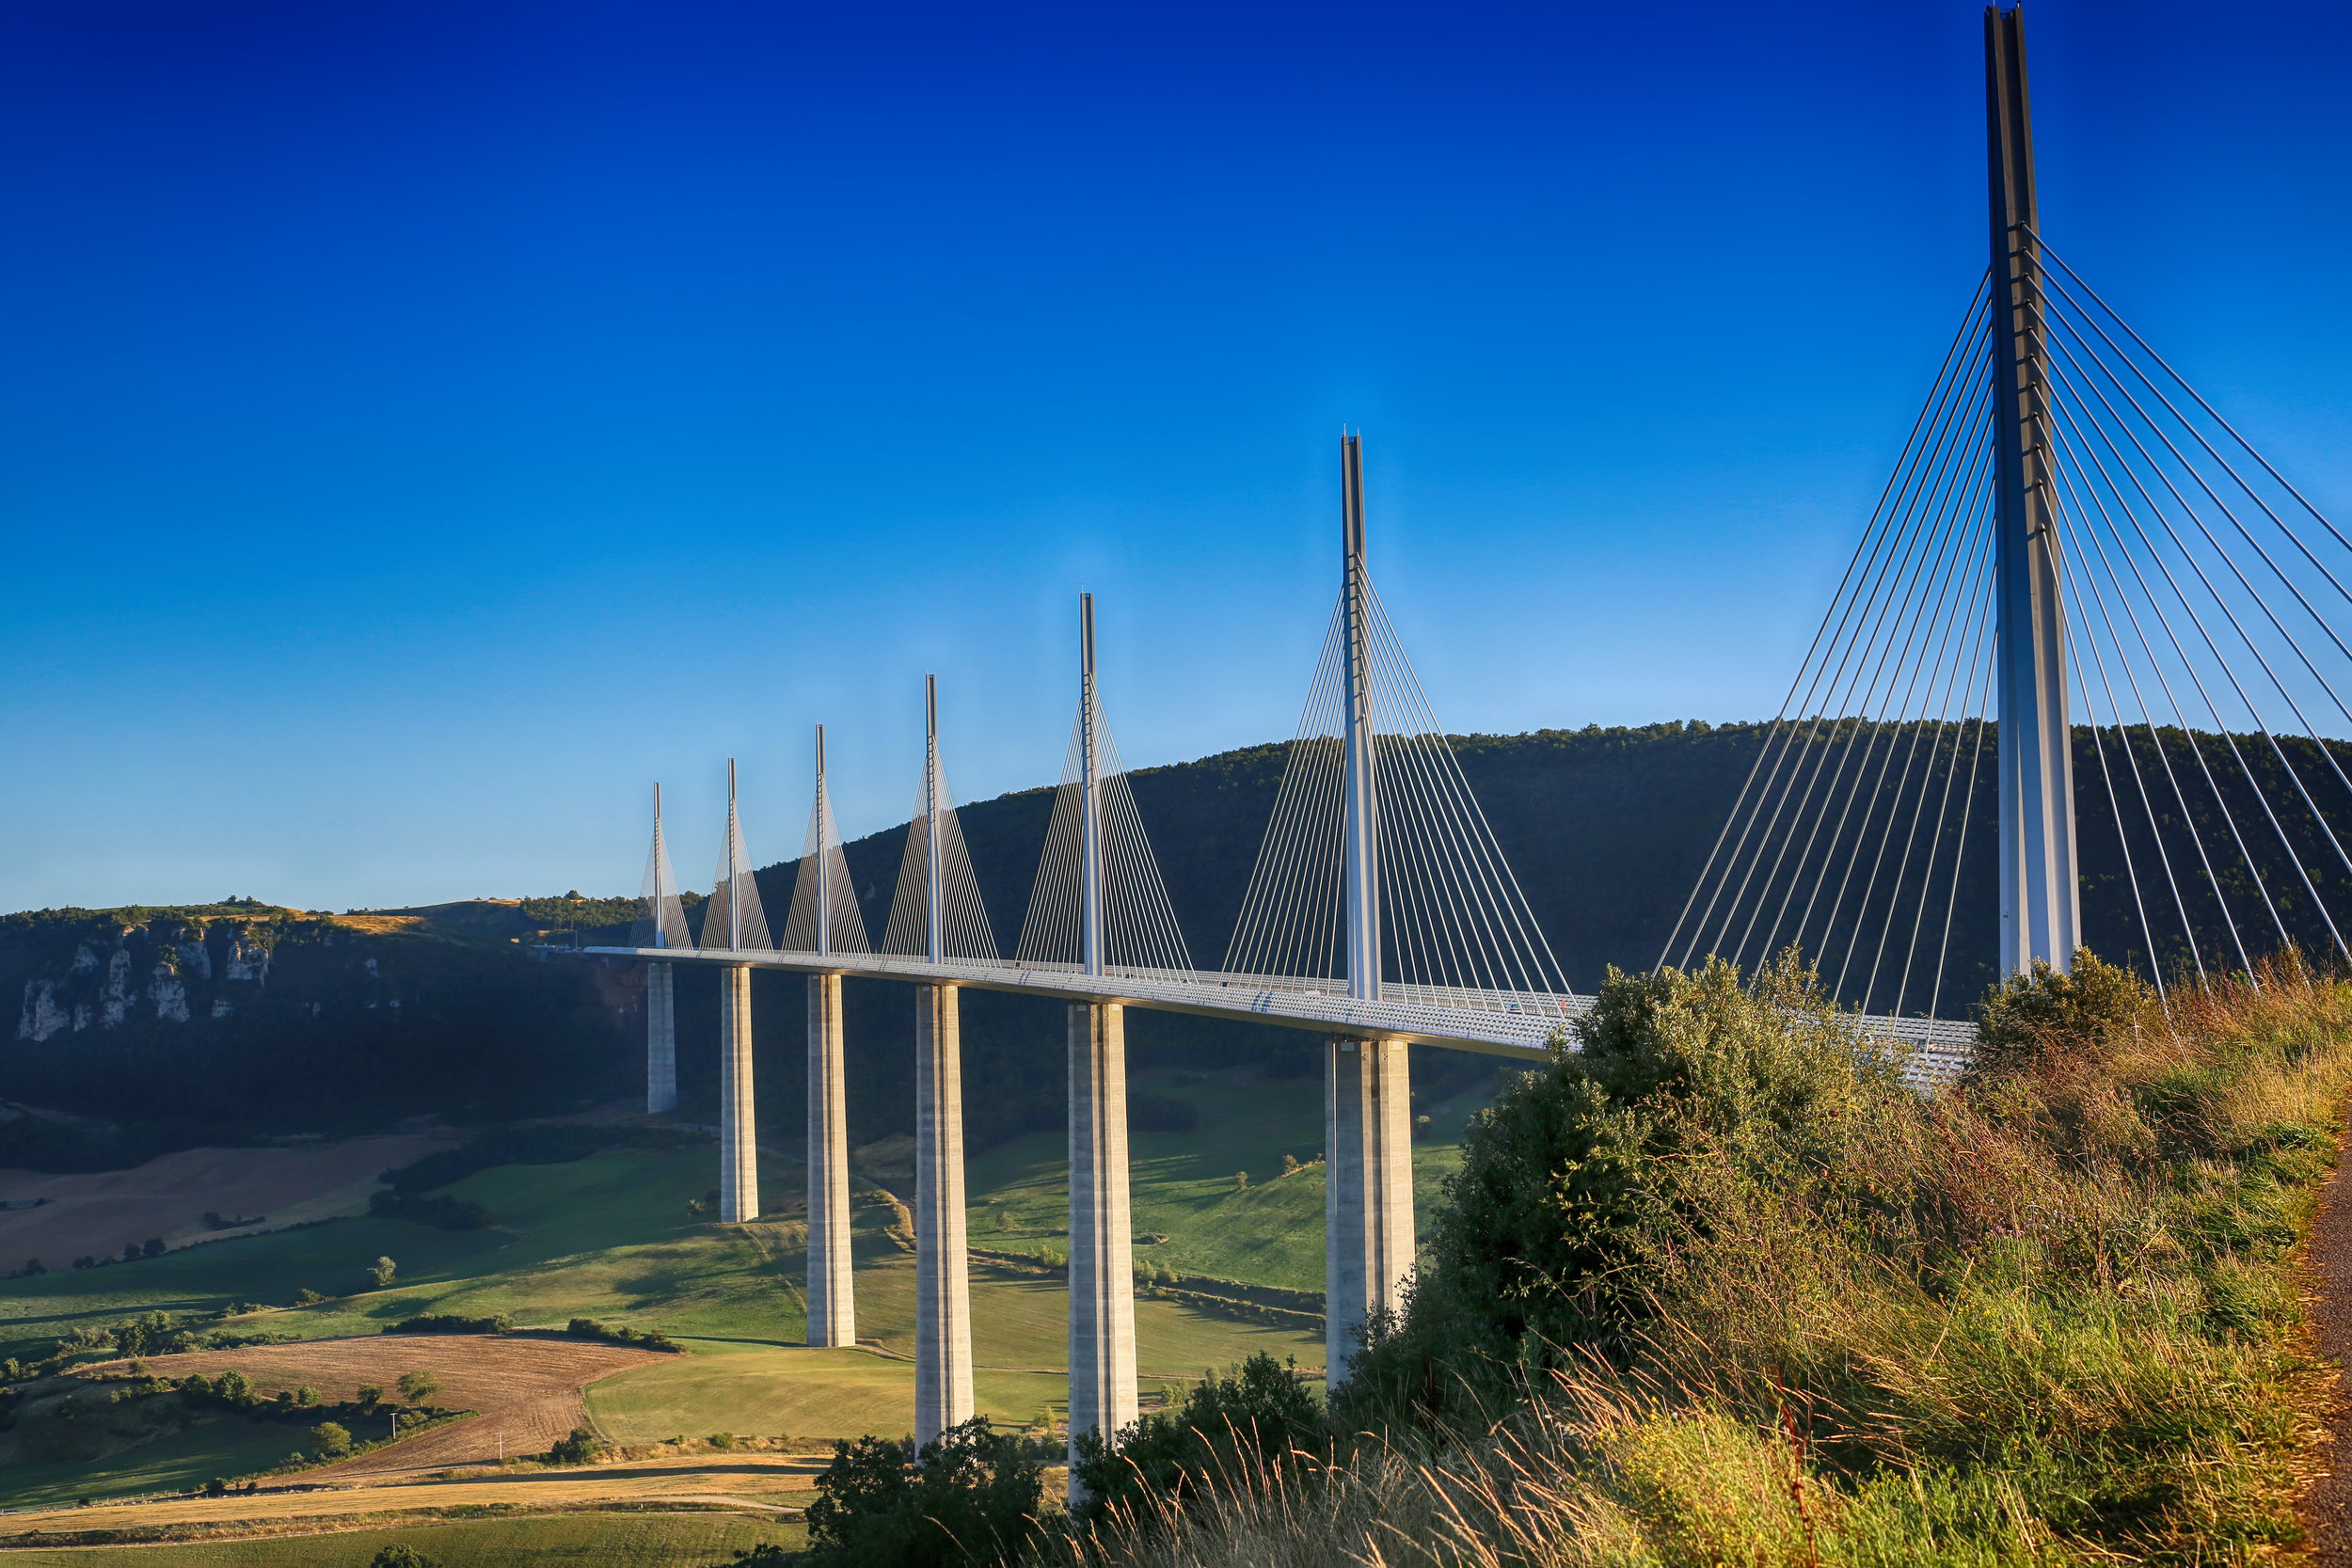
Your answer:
[803,1416,1045,1567]
[547,1424,605,1465]
[386,1313,511,1337]
[1071,1354,1324,1528]
[308,1419,353,1457]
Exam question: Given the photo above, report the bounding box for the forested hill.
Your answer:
[8,721,2345,1170]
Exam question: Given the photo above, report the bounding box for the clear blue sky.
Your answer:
[2,0,2345,912]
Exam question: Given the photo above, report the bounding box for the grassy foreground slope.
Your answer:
[1082,956,2352,1567]
[0,1513,805,1567]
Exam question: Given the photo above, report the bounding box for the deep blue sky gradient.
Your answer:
[3,1,2346,911]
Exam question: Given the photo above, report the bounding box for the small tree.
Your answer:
[120,1243,141,1263]
[369,1545,437,1568]
[294,1385,320,1407]
[548,1425,606,1465]
[804,1417,1045,1567]
[396,1370,440,1404]
[20,1258,44,1276]
[141,1238,166,1259]
[356,1384,384,1409]
[1233,1170,1249,1192]
[367,1256,397,1290]
[309,1420,354,1458]
[215,1370,253,1404]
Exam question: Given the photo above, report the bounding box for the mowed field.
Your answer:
[0,1134,462,1275]
[0,1060,1497,1550]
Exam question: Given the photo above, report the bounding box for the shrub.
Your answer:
[1071,1354,1325,1528]
[367,1256,398,1289]
[803,1417,1045,1567]
[308,1420,353,1457]
[386,1314,510,1337]
[396,1370,441,1404]
[369,1545,438,1568]
[290,1288,326,1307]
[564,1317,682,1353]
[547,1424,604,1465]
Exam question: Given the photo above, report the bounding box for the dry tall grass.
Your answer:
[1055,953,2352,1568]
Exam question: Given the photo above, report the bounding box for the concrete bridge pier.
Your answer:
[1067,1001,1138,1481]
[806,974,855,1347]
[645,962,677,1114]
[718,964,759,1224]
[1325,1034,1414,1387]
[914,983,975,1448]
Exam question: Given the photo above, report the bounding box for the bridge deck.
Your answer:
[580,946,1975,1089]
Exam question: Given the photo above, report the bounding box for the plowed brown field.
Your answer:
[0,1134,461,1268]
[92,1334,666,1479]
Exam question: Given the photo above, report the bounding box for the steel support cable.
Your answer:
[1094,713,1192,972]
[1660,289,1994,968]
[2043,321,2352,908]
[1363,590,1570,993]
[1372,603,1576,996]
[1775,427,1997,966]
[1788,440,1999,976]
[1691,341,1998,970]
[1928,625,2000,1017]
[1359,598,1516,991]
[1724,372,1999,972]
[1697,352,1999,971]
[2048,478,2206,983]
[1015,717,1088,966]
[1866,547,1998,1012]
[1891,555,2002,1013]
[1848,499,1999,1006]
[2043,411,2271,968]
[1376,729,1470,990]
[1251,643,1348,981]
[1265,627,1350,981]
[2048,438,2231,978]
[1367,667,1494,991]
[1225,608,1346,976]
[2042,492,2171,993]
[2043,365,2325,957]
[2029,235,2352,613]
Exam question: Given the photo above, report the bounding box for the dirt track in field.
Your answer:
[93,1334,667,1479]
[0,1134,462,1270]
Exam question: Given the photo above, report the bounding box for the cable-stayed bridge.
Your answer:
[580,6,2352,1487]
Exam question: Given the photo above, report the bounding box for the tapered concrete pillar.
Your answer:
[914,984,974,1447]
[718,965,758,1224]
[645,962,677,1115]
[1325,1035,1413,1387]
[806,974,855,1348]
[1068,1002,1137,1477]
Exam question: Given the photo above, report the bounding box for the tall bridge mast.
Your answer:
[1987,4,2079,973]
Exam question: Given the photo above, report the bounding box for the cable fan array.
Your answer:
[702,764,773,952]
[636,784,695,952]
[780,735,869,958]
[1014,684,1193,976]
[1666,248,2352,1013]
[1223,578,1573,1004]
[879,700,999,965]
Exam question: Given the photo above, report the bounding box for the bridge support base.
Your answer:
[1067,1002,1137,1494]
[1326,1035,1414,1389]
[806,974,855,1348]
[914,984,974,1449]
[645,961,676,1115]
[719,965,758,1224]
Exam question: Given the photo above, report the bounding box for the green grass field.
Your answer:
[0,1512,804,1566]
[0,1062,1495,1522]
